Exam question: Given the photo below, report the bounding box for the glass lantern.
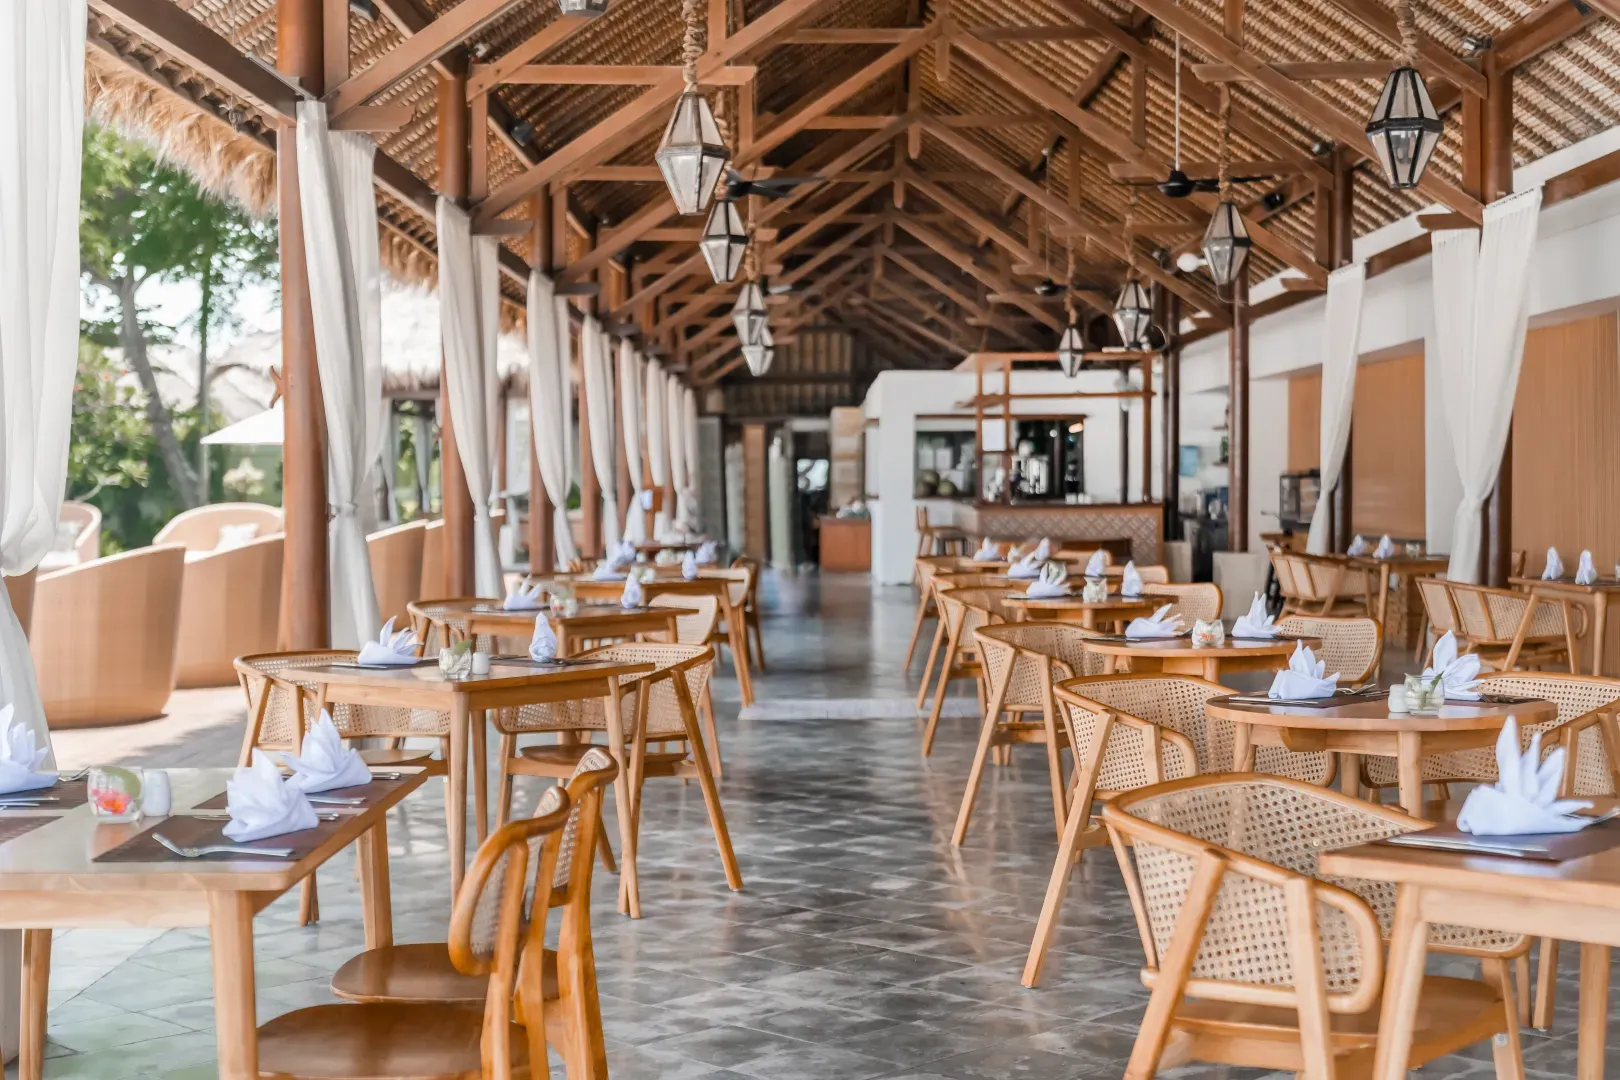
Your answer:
[741,323,775,376]
[655,90,730,215]
[1113,280,1153,350]
[1057,322,1084,377]
[699,198,748,284]
[732,280,767,345]
[1201,200,1252,287]
[1366,66,1443,190]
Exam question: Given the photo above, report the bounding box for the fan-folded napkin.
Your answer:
[356,617,420,667]
[971,538,1000,562]
[1125,603,1184,640]
[224,751,319,842]
[1033,538,1051,561]
[1232,593,1279,638]
[1374,535,1396,560]
[1008,552,1042,579]
[1268,642,1339,699]
[1084,550,1106,577]
[282,712,372,793]
[1423,631,1482,700]
[1577,549,1598,585]
[621,575,645,608]
[530,615,559,662]
[0,705,55,795]
[1025,562,1069,599]
[1544,547,1565,580]
[503,581,544,611]
[682,552,699,579]
[1347,534,1371,557]
[1457,717,1596,836]
[695,540,718,564]
[1120,561,1143,598]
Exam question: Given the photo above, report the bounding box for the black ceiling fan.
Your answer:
[721,171,822,201]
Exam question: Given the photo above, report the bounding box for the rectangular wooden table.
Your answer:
[1,766,426,1080]
[1348,553,1450,668]
[1320,798,1620,1080]
[1508,575,1620,676]
[297,658,652,897]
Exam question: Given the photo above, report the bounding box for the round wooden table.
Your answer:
[459,602,695,657]
[1002,593,1159,630]
[1085,635,1319,682]
[1205,693,1556,818]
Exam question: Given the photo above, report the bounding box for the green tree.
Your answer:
[79,122,277,509]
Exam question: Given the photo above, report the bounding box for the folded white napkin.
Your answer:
[1033,538,1051,561]
[609,539,638,570]
[655,548,680,565]
[503,580,544,611]
[1543,547,1564,580]
[682,552,700,580]
[1084,550,1106,577]
[1008,553,1042,579]
[1232,592,1279,638]
[621,575,645,608]
[1577,549,1598,586]
[530,614,559,662]
[1126,603,1185,640]
[0,705,56,796]
[1374,534,1396,560]
[1268,641,1340,699]
[1025,562,1069,599]
[224,751,319,843]
[1347,534,1371,557]
[1457,717,1595,836]
[971,538,1000,562]
[356,617,421,667]
[639,489,655,510]
[592,563,627,581]
[1192,618,1225,647]
[1423,630,1482,700]
[695,540,718,564]
[282,711,372,793]
[1120,561,1143,598]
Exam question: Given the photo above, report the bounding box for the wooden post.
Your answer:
[1162,294,1182,541]
[1118,400,1130,503]
[1228,268,1250,552]
[528,192,554,572]
[437,70,476,596]
[1330,146,1355,553]
[277,0,329,649]
[1140,358,1152,504]
[742,422,769,560]
[1482,49,1515,587]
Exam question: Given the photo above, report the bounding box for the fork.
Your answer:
[153,834,294,859]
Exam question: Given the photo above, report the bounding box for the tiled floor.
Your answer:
[18,574,1610,1078]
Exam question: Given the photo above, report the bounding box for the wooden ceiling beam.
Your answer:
[1317,0,1488,97]
[773,178,888,257]
[900,169,1038,266]
[780,28,918,44]
[891,216,1065,332]
[465,15,596,96]
[965,24,1107,42]
[881,247,989,316]
[853,293,972,355]
[780,220,886,286]
[326,0,535,115]
[1192,60,1399,81]
[494,64,757,85]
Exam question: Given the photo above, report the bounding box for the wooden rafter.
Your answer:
[1318,0,1488,97]
[881,247,989,316]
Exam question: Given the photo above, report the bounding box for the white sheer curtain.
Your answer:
[436,199,503,596]
[618,342,647,543]
[580,319,620,548]
[666,373,690,533]
[683,385,701,531]
[645,363,670,538]
[1434,189,1542,583]
[526,272,579,568]
[1305,262,1367,555]
[295,101,383,646]
[0,0,83,758]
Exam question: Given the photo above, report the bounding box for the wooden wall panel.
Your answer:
[1351,349,1426,539]
[1288,372,1321,473]
[1511,312,1620,672]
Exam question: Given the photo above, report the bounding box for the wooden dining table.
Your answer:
[296,656,652,897]
[1347,553,1450,652]
[461,601,691,658]
[1508,575,1620,676]
[1002,593,1159,630]
[1321,799,1620,1080]
[1085,634,1316,682]
[1206,693,1555,816]
[2,766,426,1080]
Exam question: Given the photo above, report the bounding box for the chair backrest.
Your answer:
[59,501,101,562]
[974,622,1107,711]
[449,785,571,1080]
[1057,673,1232,773]
[1447,581,1563,643]
[1104,775,1412,1016]
[408,597,501,653]
[1053,680,1198,802]
[1276,615,1382,683]
[1415,576,1455,637]
[419,519,447,600]
[1143,582,1223,623]
[578,641,714,739]
[1056,547,1113,568]
[175,533,284,689]
[234,650,447,755]
[1299,555,1354,603]
[651,592,720,644]
[153,503,284,552]
[368,519,427,626]
[939,586,1010,636]
[935,571,1010,590]
[731,555,763,609]
[549,747,620,902]
[1509,550,1526,578]
[1105,564,1170,584]
[1271,552,1308,602]
[1479,672,1620,795]
[700,566,750,607]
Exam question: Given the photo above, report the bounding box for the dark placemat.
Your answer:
[193,775,410,811]
[0,816,61,846]
[93,813,345,863]
[1381,818,1620,862]
[0,778,90,807]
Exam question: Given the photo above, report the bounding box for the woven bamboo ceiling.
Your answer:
[87,0,1620,388]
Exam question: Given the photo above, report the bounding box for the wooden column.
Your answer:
[1481,50,1515,586]
[1161,294,1182,540]
[607,265,632,527]
[742,423,769,560]
[276,0,329,649]
[1140,357,1152,504]
[437,70,475,596]
[1330,146,1356,553]
[528,192,554,573]
[1228,268,1250,552]
[1118,403,1130,503]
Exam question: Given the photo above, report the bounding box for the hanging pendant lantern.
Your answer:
[699,198,748,283]
[657,91,730,214]
[556,0,609,15]
[741,323,775,376]
[732,280,767,344]
[1201,200,1252,288]
[1057,322,1084,378]
[1113,280,1153,350]
[1365,66,1442,190]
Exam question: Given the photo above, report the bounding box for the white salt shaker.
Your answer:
[1387,685,1408,714]
[470,651,491,676]
[139,770,172,816]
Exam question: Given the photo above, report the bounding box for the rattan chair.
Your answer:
[1141,581,1223,623]
[329,749,618,1078]
[1102,775,1522,1080]
[1276,615,1382,682]
[1446,580,1583,672]
[1103,563,1170,584]
[1278,553,1373,617]
[651,593,725,776]
[494,642,739,918]
[700,566,756,705]
[1021,679,1200,987]
[732,555,767,671]
[906,554,974,670]
[914,505,970,565]
[954,622,1108,845]
[1054,546,1113,568]
[1414,574,1457,664]
[921,587,1008,755]
[256,786,573,1080]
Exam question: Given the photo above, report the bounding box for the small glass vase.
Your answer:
[439,647,474,681]
[1081,578,1108,604]
[1404,673,1443,714]
[88,767,144,823]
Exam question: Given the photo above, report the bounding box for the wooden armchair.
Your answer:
[1141,581,1223,623]
[1279,553,1373,617]
[651,592,725,775]
[955,622,1108,844]
[367,519,427,626]
[173,533,283,688]
[1276,615,1383,683]
[921,586,1008,755]
[1101,775,1520,1080]
[1414,575,1457,664]
[1446,580,1584,672]
[906,555,972,669]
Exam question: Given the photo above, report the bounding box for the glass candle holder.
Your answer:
[438,646,474,681]
[1404,673,1443,714]
[88,767,144,823]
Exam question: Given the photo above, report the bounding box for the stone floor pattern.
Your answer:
[20,574,1615,1079]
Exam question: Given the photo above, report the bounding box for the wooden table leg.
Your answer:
[1231,722,1254,771]
[728,602,755,707]
[1579,942,1610,1080]
[1371,883,1429,1080]
[19,928,50,1080]
[471,706,489,843]
[1202,658,1220,683]
[1592,595,1609,678]
[1396,730,1425,817]
[1376,565,1392,679]
[357,816,394,950]
[448,696,470,897]
[209,891,258,1080]
[1339,753,1362,799]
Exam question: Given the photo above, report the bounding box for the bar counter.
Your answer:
[955,502,1163,564]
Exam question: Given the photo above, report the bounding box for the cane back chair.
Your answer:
[256,785,573,1080]
[1141,582,1223,624]
[1446,581,1584,672]
[1102,776,1522,1080]
[906,554,974,670]
[731,555,767,671]
[1276,616,1383,683]
[651,592,726,775]
[921,587,1009,756]
[1414,575,1457,665]
[1279,554,1374,617]
[699,566,757,705]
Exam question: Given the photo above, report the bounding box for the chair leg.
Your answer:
[1533,937,1560,1030]
[494,732,517,829]
[678,688,743,891]
[904,595,932,669]
[915,620,944,709]
[921,635,960,757]
[1515,951,1532,1028]
[299,874,318,926]
[699,682,723,778]
[1022,796,1094,987]
[951,670,1010,846]
[748,613,766,672]
[1482,957,1526,1080]
[595,814,617,874]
